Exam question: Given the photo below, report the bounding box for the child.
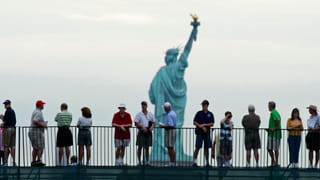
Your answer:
[212,130,224,167]
[220,111,234,167]
[70,155,77,166]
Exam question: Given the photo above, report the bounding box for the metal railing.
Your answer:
[8,126,314,168]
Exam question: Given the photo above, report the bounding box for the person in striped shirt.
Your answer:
[220,111,234,167]
[55,103,73,165]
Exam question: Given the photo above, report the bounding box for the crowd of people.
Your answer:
[0,99,320,168]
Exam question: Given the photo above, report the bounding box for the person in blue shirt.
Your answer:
[160,102,177,166]
[192,100,214,167]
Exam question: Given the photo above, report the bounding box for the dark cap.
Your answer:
[201,100,209,105]
[141,101,147,106]
[3,100,11,105]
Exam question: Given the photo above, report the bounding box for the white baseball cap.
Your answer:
[163,102,171,107]
[118,103,126,109]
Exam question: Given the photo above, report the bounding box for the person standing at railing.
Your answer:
[192,100,214,167]
[220,111,234,167]
[77,107,93,166]
[112,104,133,166]
[212,131,224,167]
[28,100,47,167]
[305,105,320,168]
[0,127,4,165]
[55,103,73,166]
[159,102,177,166]
[286,108,303,168]
[0,100,16,166]
[242,105,261,168]
[134,101,155,166]
[267,101,282,167]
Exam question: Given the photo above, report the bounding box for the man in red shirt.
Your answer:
[112,104,132,166]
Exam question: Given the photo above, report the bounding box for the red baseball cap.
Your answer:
[36,100,46,107]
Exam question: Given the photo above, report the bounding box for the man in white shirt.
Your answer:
[134,101,155,166]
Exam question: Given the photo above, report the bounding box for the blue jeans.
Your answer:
[288,136,301,163]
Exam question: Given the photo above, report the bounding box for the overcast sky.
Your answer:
[1,0,320,128]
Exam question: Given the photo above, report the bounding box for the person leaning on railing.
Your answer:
[112,104,133,166]
[28,100,47,167]
[77,107,93,166]
[305,105,320,168]
[286,108,303,168]
[55,103,73,166]
[242,105,261,168]
[220,111,234,167]
[267,101,281,167]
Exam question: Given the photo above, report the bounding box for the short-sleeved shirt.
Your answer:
[3,108,16,127]
[287,118,303,136]
[268,109,282,139]
[242,113,261,134]
[77,117,92,129]
[112,112,132,139]
[134,111,155,129]
[193,110,214,135]
[307,115,320,129]
[55,110,72,127]
[165,110,177,128]
[31,109,45,128]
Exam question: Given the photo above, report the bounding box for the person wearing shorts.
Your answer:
[28,100,47,167]
[55,103,73,165]
[160,102,177,166]
[0,100,16,166]
[267,101,282,167]
[77,107,92,165]
[134,101,155,166]
[242,105,261,168]
[220,111,233,167]
[112,104,132,166]
[192,100,214,167]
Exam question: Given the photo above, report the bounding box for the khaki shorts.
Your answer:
[165,129,176,148]
[3,127,16,147]
[267,137,280,151]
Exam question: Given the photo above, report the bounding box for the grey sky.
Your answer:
[1,0,320,128]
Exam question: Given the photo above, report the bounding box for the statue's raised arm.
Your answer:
[178,14,200,66]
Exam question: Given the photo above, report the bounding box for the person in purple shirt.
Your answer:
[160,102,177,166]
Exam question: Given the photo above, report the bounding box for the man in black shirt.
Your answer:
[192,100,214,167]
[0,100,16,166]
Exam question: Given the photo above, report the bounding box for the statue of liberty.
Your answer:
[149,15,199,161]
